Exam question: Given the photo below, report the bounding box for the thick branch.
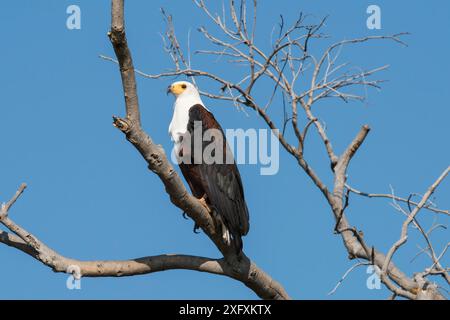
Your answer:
[334,125,371,204]
[106,0,289,299]
[327,127,446,299]
[0,228,228,277]
[104,1,446,300]
[108,0,227,257]
[0,183,289,299]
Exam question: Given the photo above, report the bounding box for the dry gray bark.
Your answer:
[0,0,289,300]
[125,0,448,299]
[1,0,448,300]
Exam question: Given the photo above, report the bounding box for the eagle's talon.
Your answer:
[198,195,212,214]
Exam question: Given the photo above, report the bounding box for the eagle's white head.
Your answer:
[167,81,205,143]
[167,81,200,99]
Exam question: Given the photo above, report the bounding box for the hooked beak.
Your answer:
[166,85,172,95]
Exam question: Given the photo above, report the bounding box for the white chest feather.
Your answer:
[168,93,205,146]
[169,103,190,144]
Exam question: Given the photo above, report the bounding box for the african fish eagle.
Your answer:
[167,81,250,253]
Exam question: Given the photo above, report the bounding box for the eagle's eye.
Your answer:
[181,84,187,89]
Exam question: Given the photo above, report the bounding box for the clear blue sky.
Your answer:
[0,1,448,299]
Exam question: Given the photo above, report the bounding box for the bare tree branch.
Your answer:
[381,167,450,289]
[2,0,447,300]
[0,205,279,297]
[0,0,290,300]
[0,182,289,299]
[345,184,449,215]
[143,0,446,300]
[105,0,290,300]
[328,261,370,295]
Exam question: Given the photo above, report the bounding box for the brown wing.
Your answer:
[180,104,249,252]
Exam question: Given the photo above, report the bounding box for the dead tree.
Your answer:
[1,0,448,300]
[0,0,288,300]
[104,0,449,299]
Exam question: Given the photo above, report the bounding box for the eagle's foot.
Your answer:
[198,195,212,214]
[198,195,231,246]
[193,223,201,234]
